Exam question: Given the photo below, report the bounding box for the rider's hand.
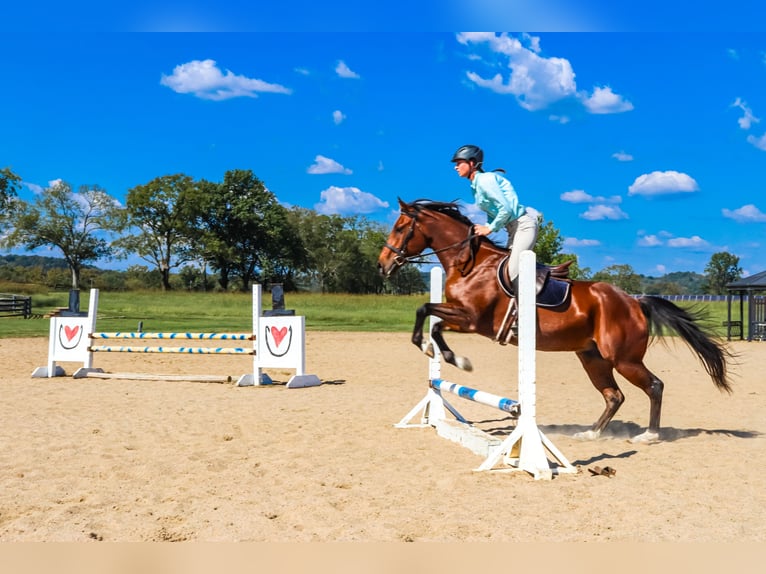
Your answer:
[473,224,492,236]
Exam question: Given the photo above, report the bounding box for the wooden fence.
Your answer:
[0,293,32,319]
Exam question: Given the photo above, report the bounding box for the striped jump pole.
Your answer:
[91,332,253,341]
[395,266,521,455]
[33,285,321,388]
[431,379,519,416]
[88,345,253,355]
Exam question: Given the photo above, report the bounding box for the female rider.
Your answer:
[451,144,538,292]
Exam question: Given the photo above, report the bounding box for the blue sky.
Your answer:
[2,27,766,277]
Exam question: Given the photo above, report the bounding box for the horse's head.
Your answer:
[377,198,429,278]
[377,198,474,278]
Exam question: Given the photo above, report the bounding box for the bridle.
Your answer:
[383,210,421,269]
[383,208,476,274]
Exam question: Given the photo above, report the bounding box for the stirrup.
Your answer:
[495,298,517,345]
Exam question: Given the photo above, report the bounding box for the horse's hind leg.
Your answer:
[614,359,664,443]
[573,348,625,440]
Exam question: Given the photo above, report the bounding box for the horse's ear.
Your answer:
[397,197,407,209]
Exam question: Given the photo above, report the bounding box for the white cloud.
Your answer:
[746,132,766,151]
[612,151,633,161]
[580,205,628,221]
[457,32,631,115]
[561,189,592,203]
[333,110,346,125]
[561,189,621,204]
[667,236,710,249]
[628,171,699,196]
[563,237,600,247]
[580,86,633,114]
[731,97,759,130]
[160,59,292,100]
[638,234,663,247]
[307,155,352,175]
[730,98,766,150]
[458,32,576,111]
[315,186,388,215]
[722,204,766,222]
[548,114,570,124]
[655,264,666,274]
[335,60,360,79]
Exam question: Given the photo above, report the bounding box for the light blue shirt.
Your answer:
[470,171,526,233]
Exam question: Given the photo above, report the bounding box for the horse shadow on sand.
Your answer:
[261,378,346,386]
[471,416,761,466]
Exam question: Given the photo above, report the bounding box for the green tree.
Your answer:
[288,209,388,293]
[385,264,427,295]
[1,181,122,288]
[114,174,198,291]
[533,218,564,264]
[704,251,742,294]
[592,263,642,294]
[333,218,388,294]
[288,208,348,292]
[533,217,589,279]
[187,170,306,291]
[0,166,21,217]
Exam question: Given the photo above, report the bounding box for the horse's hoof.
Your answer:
[629,431,660,444]
[573,429,601,441]
[422,342,435,358]
[454,356,473,372]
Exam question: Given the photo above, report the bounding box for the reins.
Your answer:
[383,208,478,272]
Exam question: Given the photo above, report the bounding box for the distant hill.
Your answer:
[0,254,99,270]
[639,271,707,294]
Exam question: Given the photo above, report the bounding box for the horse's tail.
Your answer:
[638,296,733,393]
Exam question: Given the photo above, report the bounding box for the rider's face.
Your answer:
[454,159,474,179]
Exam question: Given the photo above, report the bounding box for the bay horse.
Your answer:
[377,199,733,443]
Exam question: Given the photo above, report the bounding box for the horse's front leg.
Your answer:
[411,303,432,352]
[411,302,474,372]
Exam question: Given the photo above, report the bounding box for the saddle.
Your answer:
[494,257,572,344]
[496,257,572,308]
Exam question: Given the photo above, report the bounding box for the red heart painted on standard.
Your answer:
[64,325,80,341]
[270,326,288,347]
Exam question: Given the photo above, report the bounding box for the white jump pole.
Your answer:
[396,252,576,479]
[476,250,576,478]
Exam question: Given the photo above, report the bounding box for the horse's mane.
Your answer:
[403,199,474,227]
[402,198,505,251]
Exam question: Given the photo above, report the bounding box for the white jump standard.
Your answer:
[32,285,320,389]
[397,251,577,479]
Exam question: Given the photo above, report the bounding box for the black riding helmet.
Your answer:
[451,145,484,170]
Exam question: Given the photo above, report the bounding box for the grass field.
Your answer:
[0,289,427,338]
[0,288,742,340]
